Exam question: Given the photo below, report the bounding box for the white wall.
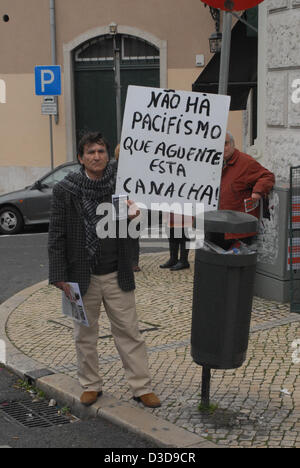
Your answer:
[258,0,300,183]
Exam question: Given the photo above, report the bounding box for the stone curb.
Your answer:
[36,373,217,448]
[0,279,219,449]
[0,281,49,378]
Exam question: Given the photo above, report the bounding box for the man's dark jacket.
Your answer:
[48,181,135,297]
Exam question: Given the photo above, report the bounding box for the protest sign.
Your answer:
[116,86,230,214]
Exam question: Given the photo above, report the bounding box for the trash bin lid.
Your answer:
[203,210,258,233]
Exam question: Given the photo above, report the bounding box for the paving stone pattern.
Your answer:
[6,252,300,448]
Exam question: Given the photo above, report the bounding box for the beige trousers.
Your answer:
[73,272,152,397]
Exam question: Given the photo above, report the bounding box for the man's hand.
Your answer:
[252,192,262,200]
[55,282,72,300]
[127,200,141,220]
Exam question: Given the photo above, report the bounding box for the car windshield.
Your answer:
[41,164,81,188]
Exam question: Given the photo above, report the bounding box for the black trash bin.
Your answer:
[191,210,258,370]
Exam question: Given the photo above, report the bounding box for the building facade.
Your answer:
[257,0,300,183]
[0,0,244,193]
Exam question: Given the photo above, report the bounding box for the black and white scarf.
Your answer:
[60,164,116,265]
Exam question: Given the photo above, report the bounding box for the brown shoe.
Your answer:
[133,392,161,408]
[80,391,103,407]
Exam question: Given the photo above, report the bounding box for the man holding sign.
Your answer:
[48,131,161,409]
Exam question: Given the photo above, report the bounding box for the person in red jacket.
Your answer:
[210,132,275,249]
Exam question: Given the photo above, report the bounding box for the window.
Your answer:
[75,35,159,65]
[41,164,81,188]
[75,36,114,62]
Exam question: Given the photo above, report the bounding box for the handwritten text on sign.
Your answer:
[116,86,230,213]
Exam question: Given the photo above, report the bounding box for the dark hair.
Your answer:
[77,131,110,160]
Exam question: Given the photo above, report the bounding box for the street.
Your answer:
[0,365,156,448]
[0,224,167,303]
[0,229,49,304]
[0,227,160,448]
[1,0,299,450]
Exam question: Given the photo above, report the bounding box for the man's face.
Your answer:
[78,142,109,179]
[224,134,235,161]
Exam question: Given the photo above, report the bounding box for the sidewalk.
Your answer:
[1,251,300,448]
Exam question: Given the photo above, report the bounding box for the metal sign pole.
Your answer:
[218,11,232,95]
[200,10,233,409]
[113,35,122,143]
[49,115,54,170]
[50,0,59,126]
[201,365,212,408]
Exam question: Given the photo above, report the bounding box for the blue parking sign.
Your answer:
[35,65,61,96]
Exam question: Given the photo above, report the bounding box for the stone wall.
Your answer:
[263,0,300,183]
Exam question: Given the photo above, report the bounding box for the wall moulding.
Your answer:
[63,25,167,162]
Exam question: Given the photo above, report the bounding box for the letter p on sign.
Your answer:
[35,65,61,96]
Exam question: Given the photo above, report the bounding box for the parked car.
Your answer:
[0,162,81,235]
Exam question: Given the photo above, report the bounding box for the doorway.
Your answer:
[73,34,160,155]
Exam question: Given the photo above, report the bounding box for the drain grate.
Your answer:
[0,401,71,428]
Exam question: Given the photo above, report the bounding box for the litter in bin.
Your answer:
[203,240,257,255]
[203,240,227,254]
[226,240,257,255]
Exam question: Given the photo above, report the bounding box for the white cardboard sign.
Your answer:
[116,86,230,214]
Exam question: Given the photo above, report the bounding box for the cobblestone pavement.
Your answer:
[5,252,300,448]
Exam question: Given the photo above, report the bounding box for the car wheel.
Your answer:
[0,207,24,235]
